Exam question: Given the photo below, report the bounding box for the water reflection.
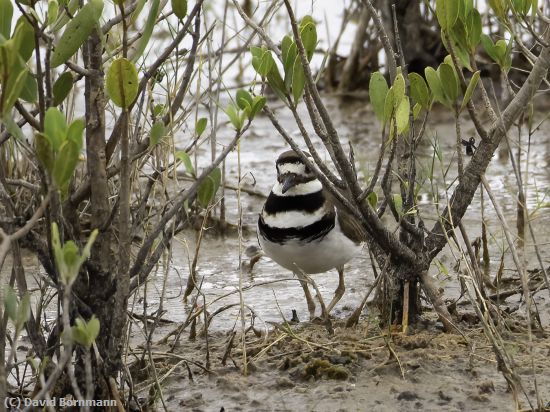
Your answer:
[136,99,550,330]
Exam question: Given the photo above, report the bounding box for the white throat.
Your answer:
[271,179,322,196]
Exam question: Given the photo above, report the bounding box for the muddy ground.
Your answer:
[133,305,550,411]
[121,99,550,411]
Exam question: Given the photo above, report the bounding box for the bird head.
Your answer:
[275,150,315,194]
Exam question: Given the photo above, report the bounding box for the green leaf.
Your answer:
[195,117,207,136]
[197,167,221,208]
[78,228,98,268]
[62,241,79,272]
[291,55,306,104]
[171,0,187,19]
[251,46,275,78]
[252,52,265,77]
[425,66,445,106]
[488,0,508,20]
[239,110,247,130]
[392,193,403,216]
[383,88,395,124]
[19,71,37,103]
[299,21,317,61]
[106,57,139,109]
[249,95,266,119]
[446,25,473,71]
[259,50,275,78]
[44,107,67,151]
[439,63,458,103]
[70,320,86,345]
[17,0,35,7]
[281,35,293,66]
[52,139,80,194]
[494,39,507,61]
[4,286,17,322]
[149,121,165,147]
[153,103,165,117]
[130,0,147,24]
[462,0,474,15]
[66,118,84,149]
[0,42,28,114]
[129,0,160,62]
[408,72,430,108]
[236,89,253,110]
[2,116,24,141]
[15,292,30,331]
[369,71,389,123]
[531,0,538,21]
[50,0,104,68]
[299,15,315,28]
[434,258,449,275]
[48,0,59,26]
[412,102,422,119]
[51,0,79,32]
[2,67,28,114]
[85,316,100,346]
[391,73,405,108]
[71,316,100,348]
[396,96,410,134]
[12,17,35,62]
[175,150,194,176]
[435,0,447,30]
[488,38,514,73]
[0,0,13,41]
[436,0,459,30]
[467,9,482,51]
[367,191,378,209]
[481,34,498,63]
[35,133,54,172]
[250,45,263,64]
[197,181,214,208]
[52,223,97,286]
[283,42,297,89]
[52,72,74,106]
[460,70,480,112]
[225,103,243,131]
[266,64,287,102]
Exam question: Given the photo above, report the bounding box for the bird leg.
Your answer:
[294,272,316,319]
[326,266,346,315]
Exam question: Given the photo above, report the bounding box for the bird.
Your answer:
[257,150,365,319]
[461,136,477,156]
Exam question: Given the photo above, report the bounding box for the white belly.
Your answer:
[259,219,363,274]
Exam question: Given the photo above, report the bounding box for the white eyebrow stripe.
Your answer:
[277,163,306,175]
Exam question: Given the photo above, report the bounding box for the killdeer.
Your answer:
[257,150,365,319]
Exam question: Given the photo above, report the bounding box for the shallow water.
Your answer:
[133,99,550,332]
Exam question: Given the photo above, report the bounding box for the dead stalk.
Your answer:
[480,175,541,408]
[236,141,248,375]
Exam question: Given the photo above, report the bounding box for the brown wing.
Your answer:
[323,189,367,244]
[337,210,368,244]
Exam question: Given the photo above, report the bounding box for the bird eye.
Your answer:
[304,165,310,174]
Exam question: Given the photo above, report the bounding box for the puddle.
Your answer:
[129,100,550,333]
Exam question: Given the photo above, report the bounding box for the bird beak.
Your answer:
[281,173,298,194]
